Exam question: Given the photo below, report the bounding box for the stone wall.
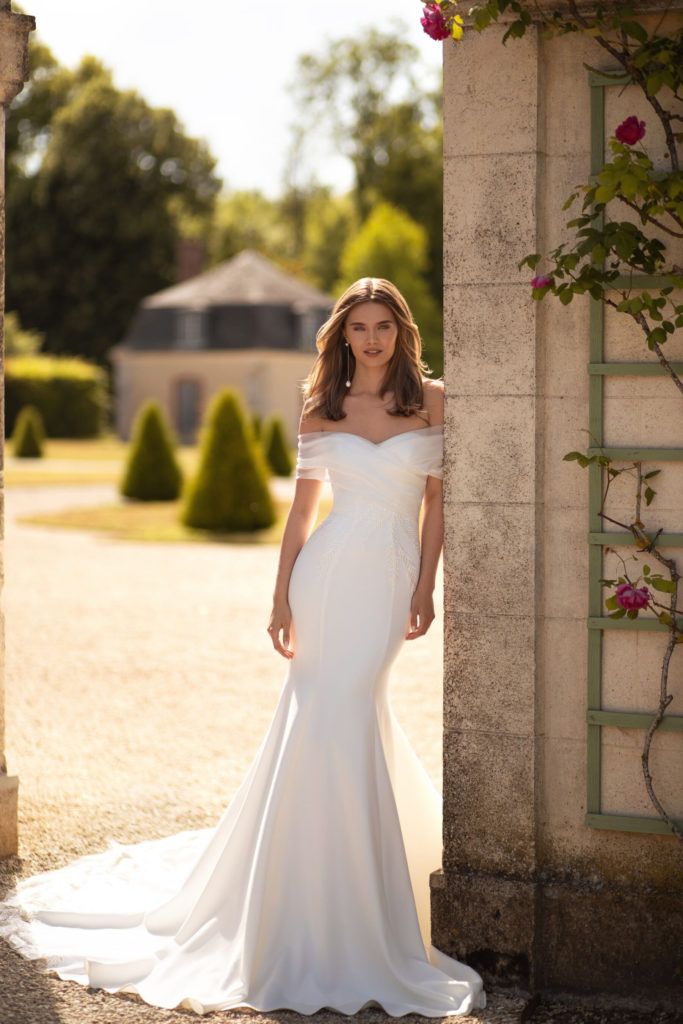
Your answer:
[436,5,683,1003]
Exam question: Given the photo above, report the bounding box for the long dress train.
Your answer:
[0,423,487,1016]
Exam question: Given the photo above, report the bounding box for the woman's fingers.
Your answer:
[267,621,294,658]
[405,604,434,640]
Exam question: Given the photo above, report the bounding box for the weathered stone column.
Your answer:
[434,0,683,1005]
[0,2,35,857]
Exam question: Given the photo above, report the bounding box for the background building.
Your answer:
[110,248,333,444]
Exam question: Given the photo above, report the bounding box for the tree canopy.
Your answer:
[6,47,221,364]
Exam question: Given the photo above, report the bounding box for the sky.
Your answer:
[20,0,444,199]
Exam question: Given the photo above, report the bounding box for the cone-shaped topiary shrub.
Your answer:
[12,404,45,457]
[262,416,293,476]
[120,401,183,501]
[181,389,276,532]
[251,411,262,440]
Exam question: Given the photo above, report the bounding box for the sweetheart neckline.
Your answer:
[297,424,443,448]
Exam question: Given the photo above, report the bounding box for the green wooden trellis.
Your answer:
[585,69,683,836]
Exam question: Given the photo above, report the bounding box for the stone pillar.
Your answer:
[0,2,35,857]
[434,0,683,1005]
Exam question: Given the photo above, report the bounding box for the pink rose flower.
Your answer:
[531,274,553,289]
[420,2,451,41]
[615,116,646,145]
[615,582,650,610]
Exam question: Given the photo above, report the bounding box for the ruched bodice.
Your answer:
[292,424,444,599]
[295,423,444,522]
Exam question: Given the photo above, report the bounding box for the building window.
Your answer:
[174,378,201,443]
[176,310,205,349]
[298,310,323,351]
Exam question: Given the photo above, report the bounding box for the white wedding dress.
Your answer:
[0,423,487,1016]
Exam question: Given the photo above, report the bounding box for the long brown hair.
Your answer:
[300,277,435,423]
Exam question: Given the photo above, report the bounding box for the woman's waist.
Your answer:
[328,493,420,527]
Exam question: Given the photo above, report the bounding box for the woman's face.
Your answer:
[343,301,398,370]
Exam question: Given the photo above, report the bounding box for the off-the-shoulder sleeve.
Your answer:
[420,431,443,480]
[427,451,443,480]
[294,433,329,482]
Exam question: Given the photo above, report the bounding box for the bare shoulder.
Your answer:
[421,377,444,426]
[298,397,327,436]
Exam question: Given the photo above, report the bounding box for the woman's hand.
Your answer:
[405,585,435,640]
[267,599,294,659]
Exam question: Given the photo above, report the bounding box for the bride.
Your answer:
[0,277,487,1016]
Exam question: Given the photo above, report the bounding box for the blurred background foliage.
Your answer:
[6,19,443,378]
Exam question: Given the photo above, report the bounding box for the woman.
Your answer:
[0,277,487,1016]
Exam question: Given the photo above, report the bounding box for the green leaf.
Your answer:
[621,20,648,43]
[621,175,639,199]
[651,577,676,593]
[647,327,667,346]
[646,72,663,95]
[594,185,614,204]
[608,608,627,619]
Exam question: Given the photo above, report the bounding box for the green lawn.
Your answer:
[19,497,301,544]
[8,432,334,544]
[6,431,203,485]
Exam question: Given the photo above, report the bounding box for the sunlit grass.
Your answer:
[19,493,333,544]
[5,431,297,490]
[8,432,329,543]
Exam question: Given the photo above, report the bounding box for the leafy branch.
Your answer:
[565,447,682,841]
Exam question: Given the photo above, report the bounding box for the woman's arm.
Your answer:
[406,380,445,640]
[268,405,325,658]
[406,475,444,640]
[271,479,322,607]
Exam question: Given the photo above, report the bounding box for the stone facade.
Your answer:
[110,345,316,445]
[435,2,683,1004]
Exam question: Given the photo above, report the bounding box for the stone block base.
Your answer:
[0,775,18,857]
[430,867,683,1008]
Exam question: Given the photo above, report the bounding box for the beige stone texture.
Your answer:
[602,630,683,711]
[0,774,17,857]
[601,727,683,817]
[440,4,683,998]
[110,346,315,444]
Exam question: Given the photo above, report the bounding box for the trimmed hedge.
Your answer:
[12,405,45,458]
[181,389,275,532]
[5,355,110,438]
[262,416,293,476]
[120,401,183,501]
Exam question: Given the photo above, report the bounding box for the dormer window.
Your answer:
[176,310,205,349]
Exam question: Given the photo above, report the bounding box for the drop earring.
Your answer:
[345,340,351,388]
